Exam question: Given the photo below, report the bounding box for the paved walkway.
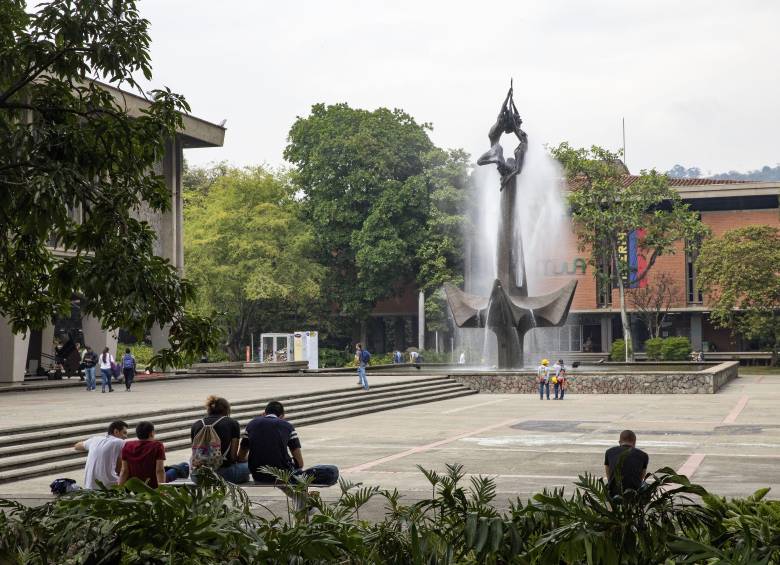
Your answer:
[1,373,777,511]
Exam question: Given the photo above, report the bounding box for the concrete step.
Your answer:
[0,382,465,461]
[0,381,477,485]
[0,377,453,441]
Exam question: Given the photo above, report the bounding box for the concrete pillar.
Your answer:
[418,291,425,350]
[0,318,29,383]
[600,316,612,354]
[151,324,171,353]
[81,315,118,356]
[40,322,56,363]
[690,313,703,351]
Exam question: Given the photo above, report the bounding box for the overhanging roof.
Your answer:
[96,80,225,148]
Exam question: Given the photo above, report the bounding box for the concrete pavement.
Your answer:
[1,373,777,512]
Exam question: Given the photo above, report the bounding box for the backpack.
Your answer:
[361,350,371,365]
[190,416,226,470]
[122,354,135,369]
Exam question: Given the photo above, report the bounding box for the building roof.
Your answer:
[95,80,225,149]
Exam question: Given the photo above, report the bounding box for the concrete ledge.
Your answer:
[450,361,739,394]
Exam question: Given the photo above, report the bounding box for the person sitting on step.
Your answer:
[238,400,339,487]
[190,395,249,484]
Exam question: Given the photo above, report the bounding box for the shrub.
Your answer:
[319,347,351,368]
[662,336,692,360]
[2,466,779,563]
[609,339,632,361]
[644,337,665,360]
[117,342,154,367]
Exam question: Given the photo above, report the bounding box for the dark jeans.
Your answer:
[554,383,560,399]
[100,368,113,392]
[560,387,566,399]
[123,367,135,389]
[165,462,190,482]
[538,382,550,399]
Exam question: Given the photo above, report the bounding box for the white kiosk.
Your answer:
[259,331,318,369]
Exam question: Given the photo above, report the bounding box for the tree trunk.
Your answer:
[613,249,634,362]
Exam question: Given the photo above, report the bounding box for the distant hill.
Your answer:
[667,163,780,181]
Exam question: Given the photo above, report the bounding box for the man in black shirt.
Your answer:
[604,430,649,496]
[239,401,338,486]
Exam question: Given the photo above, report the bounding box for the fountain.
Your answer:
[444,83,577,369]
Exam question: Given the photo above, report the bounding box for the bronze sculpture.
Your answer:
[444,82,577,368]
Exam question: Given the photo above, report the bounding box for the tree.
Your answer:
[0,0,216,365]
[629,273,678,339]
[696,225,780,365]
[551,143,708,361]
[184,165,323,360]
[284,103,468,340]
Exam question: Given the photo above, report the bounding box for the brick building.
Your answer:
[538,178,780,355]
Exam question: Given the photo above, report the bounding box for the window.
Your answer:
[686,241,703,304]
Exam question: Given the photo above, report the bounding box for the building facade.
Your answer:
[0,83,225,383]
[532,178,780,354]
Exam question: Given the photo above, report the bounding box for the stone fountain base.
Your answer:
[449,361,738,394]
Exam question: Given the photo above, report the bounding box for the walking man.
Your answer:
[536,359,551,400]
[604,430,649,496]
[355,343,370,391]
[121,348,136,392]
[74,420,128,489]
[82,346,98,391]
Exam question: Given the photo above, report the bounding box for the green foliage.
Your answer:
[644,337,665,360]
[552,143,709,360]
[610,339,633,361]
[696,225,780,365]
[319,347,351,368]
[184,165,324,360]
[2,466,778,564]
[118,342,154,367]
[661,337,692,361]
[0,0,217,367]
[284,103,468,336]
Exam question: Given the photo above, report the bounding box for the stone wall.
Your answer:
[450,361,739,394]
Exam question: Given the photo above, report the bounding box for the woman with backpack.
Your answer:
[121,348,136,392]
[98,347,114,393]
[190,396,248,484]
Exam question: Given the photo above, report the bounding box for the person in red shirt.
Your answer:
[119,421,166,488]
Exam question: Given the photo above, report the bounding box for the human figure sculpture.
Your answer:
[476,81,528,188]
[444,82,577,368]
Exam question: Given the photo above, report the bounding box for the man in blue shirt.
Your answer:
[356,343,370,391]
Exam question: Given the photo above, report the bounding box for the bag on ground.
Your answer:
[190,417,225,470]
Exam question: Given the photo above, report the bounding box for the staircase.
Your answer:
[0,377,476,485]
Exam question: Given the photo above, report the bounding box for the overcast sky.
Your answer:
[137,0,779,175]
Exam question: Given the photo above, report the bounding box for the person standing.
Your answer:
[458,351,466,365]
[555,360,568,400]
[82,346,98,391]
[536,359,551,400]
[355,343,370,391]
[98,347,114,393]
[604,430,649,496]
[552,359,567,400]
[74,420,128,489]
[121,348,137,392]
[119,421,166,488]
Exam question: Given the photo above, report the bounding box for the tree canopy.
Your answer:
[552,143,708,360]
[0,0,216,365]
[284,103,468,337]
[696,225,780,365]
[184,165,323,359]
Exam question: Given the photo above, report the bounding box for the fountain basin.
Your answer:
[449,361,739,394]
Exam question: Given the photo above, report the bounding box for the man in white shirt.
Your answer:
[74,420,128,489]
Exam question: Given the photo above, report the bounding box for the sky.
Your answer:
[135,0,780,175]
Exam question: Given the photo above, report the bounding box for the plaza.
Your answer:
[1,370,776,513]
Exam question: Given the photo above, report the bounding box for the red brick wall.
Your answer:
[544,208,780,311]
